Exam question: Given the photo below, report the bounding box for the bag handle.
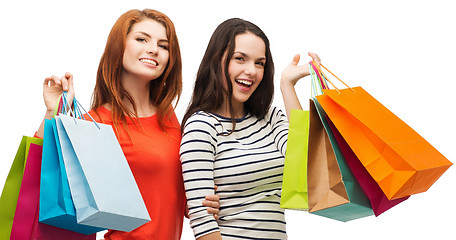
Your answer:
[310,61,355,94]
[60,91,101,130]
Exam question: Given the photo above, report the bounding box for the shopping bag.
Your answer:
[10,143,42,239]
[280,108,310,209]
[307,99,373,222]
[39,118,103,234]
[10,142,95,240]
[0,136,43,240]
[32,223,95,240]
[316,86,452,200]
[325,115,409,216]
[54,112,150,231]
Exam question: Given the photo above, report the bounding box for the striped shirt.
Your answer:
[180,106,288,239]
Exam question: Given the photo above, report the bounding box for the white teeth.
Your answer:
[140,59,157,66]
[236,79,253,86]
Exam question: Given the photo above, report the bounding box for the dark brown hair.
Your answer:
[181,18,274,132]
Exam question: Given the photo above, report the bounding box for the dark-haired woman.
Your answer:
[180,18,320,239]
[36,9,219,240]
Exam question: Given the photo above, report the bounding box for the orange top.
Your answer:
[88,106,185,240]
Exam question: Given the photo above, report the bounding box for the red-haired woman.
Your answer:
[36,9,219,240]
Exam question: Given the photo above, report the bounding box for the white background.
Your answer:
[0,0,454,239]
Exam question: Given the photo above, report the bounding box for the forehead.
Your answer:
[129,19,167,39]
[233,32,266,57]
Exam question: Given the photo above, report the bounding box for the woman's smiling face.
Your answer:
[122,19,170,81]
[225,32,266,108]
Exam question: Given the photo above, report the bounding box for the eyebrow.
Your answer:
[136,31,168,42]
[234,51,266,61]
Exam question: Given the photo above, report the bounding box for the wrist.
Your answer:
[44,109,55,120]
[280,78,295,91]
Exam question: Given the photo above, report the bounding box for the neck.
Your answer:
[215,99,245,119]
[120,72,157,117]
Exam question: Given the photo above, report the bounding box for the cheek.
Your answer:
[257,69,265,83]
[162,52,170,65]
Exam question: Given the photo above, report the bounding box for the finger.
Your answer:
[44,77,53,87]
[44,75,61,88]
[205,194,220,201]
[291,54,301,65]
[214,185,218,191]
[206,207,220,215]
[202,199,220,209]
[308,52,321,65]
[213,214,219,221]
[60,75,69,91]
[66,72,74,94]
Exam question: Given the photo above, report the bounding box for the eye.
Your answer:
[158,44,169,50]
[136,38,147,43]
[234,56,245,62]
[256,61,265,67]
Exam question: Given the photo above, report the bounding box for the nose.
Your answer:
[147,42,159,55]
[244,62,256,76]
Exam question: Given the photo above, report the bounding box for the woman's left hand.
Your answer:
[280,52,321,87]
[203,194,220,220]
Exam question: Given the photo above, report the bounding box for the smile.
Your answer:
[235,79,253,87]
[139,58,158,66]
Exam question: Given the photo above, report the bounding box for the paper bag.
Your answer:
[55,114,150,231]
[316,87,452,200]
[308,99,373,222]
[280,108,310,209]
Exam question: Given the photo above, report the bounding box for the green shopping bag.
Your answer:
[0,136,43,239]
[280,107,310,209]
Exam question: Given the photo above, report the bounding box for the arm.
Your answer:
[185,193,220,220]
[197,232,222,240]
[180,115,221,239]
[280,52,321,120]
[202,187,220,220]
[36,72,75,137]
[268,107,289,157]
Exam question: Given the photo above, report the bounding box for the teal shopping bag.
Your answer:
[0,136,43,239]
[39,118,103,234]
[54,113,150,231]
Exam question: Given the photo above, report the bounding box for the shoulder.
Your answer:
[182,111,220,133]
[85,106,112,124]
[264,106,287,122]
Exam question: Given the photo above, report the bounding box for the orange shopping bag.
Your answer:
[314,64,452,200]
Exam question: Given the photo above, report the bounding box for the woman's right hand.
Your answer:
[43,72,74,119]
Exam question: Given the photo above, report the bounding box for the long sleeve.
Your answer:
[267,107,289,156]
[180,113,219,238]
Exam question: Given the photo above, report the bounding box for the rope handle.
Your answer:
[59,91,101,130]
[309,61,355,94]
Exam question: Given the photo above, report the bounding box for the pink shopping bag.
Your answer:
[10,143,95,240]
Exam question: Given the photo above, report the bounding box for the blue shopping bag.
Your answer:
[54,112,150,232]
[39,118,103,234]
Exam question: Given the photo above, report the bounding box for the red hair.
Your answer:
[91,9,182,131]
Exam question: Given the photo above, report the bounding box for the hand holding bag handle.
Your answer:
[40,91,104,234]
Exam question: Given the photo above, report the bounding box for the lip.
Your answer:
[139,58,158,68]
[235,78,254,92]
